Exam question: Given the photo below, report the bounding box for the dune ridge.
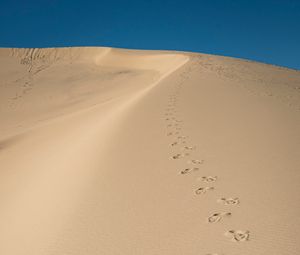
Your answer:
[0,47,188,138]
[0,47,299,255]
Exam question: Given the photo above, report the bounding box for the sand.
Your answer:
[0,47,299,255]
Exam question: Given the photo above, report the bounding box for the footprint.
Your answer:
[177,135,188,140]
[180,167,199,175]
[201,176,218,183]
[225,230,250,242]
[183,146,196,150]
[195,186,214,195]
[172,154,182,159]
[188,159,204,164]
[207,212,231,223]
[167,132,173,136]
[218,198,240,205]
[171,153,189,159]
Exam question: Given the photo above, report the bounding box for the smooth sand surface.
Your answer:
[0,47,299,255]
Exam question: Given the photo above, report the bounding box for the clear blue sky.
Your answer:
[0,0,299,69]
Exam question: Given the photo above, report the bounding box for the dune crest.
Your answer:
[0,47,189,138]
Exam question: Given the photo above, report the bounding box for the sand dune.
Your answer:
[0,47,299,255]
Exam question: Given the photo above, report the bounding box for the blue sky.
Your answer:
[0,0,299,69]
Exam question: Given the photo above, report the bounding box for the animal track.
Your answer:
[218,197,240,205]
[180,167,199,175]
[195,186,214,195]
[201,176,218,183]
[225,230,250,242]
[207,212,231,223]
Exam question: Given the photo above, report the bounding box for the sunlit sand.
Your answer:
[0,47,299,254]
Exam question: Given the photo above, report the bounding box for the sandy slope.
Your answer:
[0,47,299,255]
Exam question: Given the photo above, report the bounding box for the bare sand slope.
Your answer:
[0,47,299,255]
